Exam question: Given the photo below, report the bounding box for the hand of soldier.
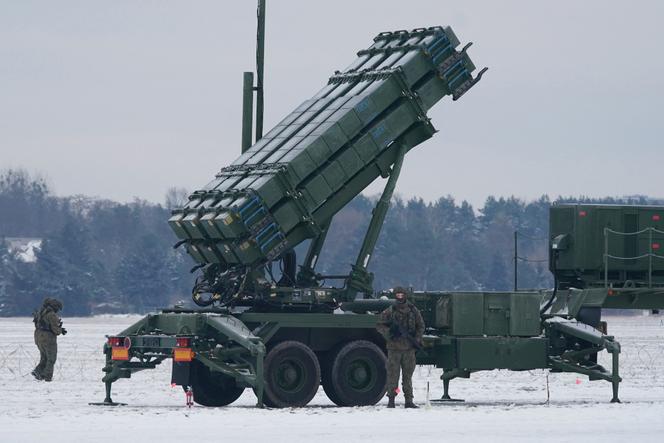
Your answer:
[61,328,68,335]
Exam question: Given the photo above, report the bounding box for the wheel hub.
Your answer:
[277,360,304,391]
[347,360,375,391]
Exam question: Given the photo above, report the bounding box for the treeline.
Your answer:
[0,169,659,316]
[0,170,193,316]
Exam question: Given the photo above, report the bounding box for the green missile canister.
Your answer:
[169,26,486,267]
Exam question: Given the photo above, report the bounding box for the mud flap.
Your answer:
[171,360,191,386]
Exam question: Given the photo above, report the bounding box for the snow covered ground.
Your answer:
[1,314,664,442]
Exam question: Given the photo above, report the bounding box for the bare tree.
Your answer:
[164,187,189,210]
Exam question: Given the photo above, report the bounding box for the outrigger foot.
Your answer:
[431,395,465,403]
[89,381,126,406]
[432,374,465,402]
[89,400,127,406]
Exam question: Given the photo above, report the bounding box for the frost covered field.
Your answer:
[1,315,664,443]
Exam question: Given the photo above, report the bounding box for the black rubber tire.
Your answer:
[321,347,344,406]
[264,341,320,408]
[189,360,245,407]
[330,340,387,406]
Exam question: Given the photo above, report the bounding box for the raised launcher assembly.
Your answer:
[169,26,486,307]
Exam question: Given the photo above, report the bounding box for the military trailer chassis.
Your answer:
[99,286,623,408]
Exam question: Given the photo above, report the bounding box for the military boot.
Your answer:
[387,397,395,408]
[31,370,42,381]
[404,400,418,409]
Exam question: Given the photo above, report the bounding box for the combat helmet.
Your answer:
[393,286,408,304]
[43,297,63,312]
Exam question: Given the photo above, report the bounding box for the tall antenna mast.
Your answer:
[241,0,266,153]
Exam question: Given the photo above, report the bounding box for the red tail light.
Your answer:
[108,336,125,347]
[176,337,191,347]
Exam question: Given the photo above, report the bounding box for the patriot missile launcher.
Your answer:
[168,26,486,307]
[97,7,631,409]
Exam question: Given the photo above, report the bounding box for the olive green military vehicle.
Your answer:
[96,7,662,408]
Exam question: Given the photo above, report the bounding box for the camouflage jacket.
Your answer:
[377,302,425,351]
[34,307,63,336]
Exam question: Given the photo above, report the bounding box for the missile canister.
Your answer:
[169,26,484,267]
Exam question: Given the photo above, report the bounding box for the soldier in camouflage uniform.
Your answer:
[376,287,424,408]
[32,298,67,382]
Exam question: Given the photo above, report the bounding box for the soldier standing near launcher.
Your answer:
[32,298,67,381]
[377,287,425,408]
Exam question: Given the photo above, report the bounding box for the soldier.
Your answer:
[32,298,67,382]
[377,287,424,409]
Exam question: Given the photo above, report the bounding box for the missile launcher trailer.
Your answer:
[167,25,486,307]
[97,20,630,408]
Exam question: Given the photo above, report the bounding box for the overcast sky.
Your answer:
[1,0,663,208]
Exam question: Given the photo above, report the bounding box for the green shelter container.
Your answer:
[550,203,664,288]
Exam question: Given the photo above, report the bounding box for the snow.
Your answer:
[1,315,664,442]
[3,237,42,263]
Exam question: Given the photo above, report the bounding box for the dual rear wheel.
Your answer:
[322,340,387,407]
[189,339,387,408]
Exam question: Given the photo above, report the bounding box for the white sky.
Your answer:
[1,0,663,208]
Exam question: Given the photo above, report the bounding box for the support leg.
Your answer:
[442,378,451,400]
[89,348,126,406]
[610,346,621,404]
[104,381,113,404]
[89,379,126,406]
[432,369,467,403]
[255,350,265,408]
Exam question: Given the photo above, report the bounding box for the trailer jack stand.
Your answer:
[431,370,468,403]
[89,381,126,406]
[610,344,621,404]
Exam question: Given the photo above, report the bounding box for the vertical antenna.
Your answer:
[241,72,254,153]
[514,231,518,291]
[255,0,266,142]
[240,0,266,153]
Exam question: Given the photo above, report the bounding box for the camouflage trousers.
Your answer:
[34,330,57,381]
[386,349,416,400]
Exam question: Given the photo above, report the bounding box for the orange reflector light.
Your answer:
[174,348,194,362]
[579,211,587,217]
[653,243,661,250]
[653,215,661,221]
[111,347,129,361]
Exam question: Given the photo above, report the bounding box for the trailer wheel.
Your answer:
[330,340,387,406]
[264,341,320,408]
[190,360,245,407]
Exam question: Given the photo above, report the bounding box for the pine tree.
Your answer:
[486,252,511,291]
[114,233,175,312]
